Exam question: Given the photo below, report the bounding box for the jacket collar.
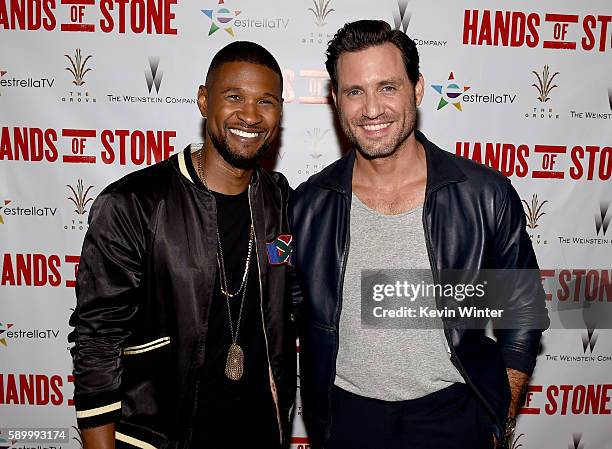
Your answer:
[313,129,466,196]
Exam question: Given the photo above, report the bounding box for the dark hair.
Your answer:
[325,20,419,91]
[206,41,283,91]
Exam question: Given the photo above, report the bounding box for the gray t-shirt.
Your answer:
[334,194,463,401]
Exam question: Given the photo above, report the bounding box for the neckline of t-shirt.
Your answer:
[351,193,423,218]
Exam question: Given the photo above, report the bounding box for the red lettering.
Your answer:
[569,145,584,180]
[463,9,479,45]
[557,270,571,301]
[48,254,61,287]
[545,385,558,414]
[35,374,49,405]
[42,0,54,30]
[493,11,509,46]
[516,144,529,177]
[582,15,597,50]
[510,12,526,46]
[478,10,492,45]
[559,384,573,415]
[99,0,113,32]
[526,13,540,47]
[101,129,115,164]
[50,375,63,406]
[44,128,58,162]
[597,15,611,52]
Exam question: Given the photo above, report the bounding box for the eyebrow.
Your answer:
[341,77,405,93]
[220,87,281,102]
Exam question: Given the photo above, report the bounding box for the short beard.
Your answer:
[209,132,269,169]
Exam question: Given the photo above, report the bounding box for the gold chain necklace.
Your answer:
[197,148,253,381]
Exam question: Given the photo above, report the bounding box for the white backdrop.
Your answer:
[1,0,611,448]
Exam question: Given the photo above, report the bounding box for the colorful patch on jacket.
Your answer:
[266,234,293,266]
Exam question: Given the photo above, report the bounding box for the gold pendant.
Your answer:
[225,343,244,381]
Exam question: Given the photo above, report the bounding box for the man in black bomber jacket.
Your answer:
[69,42,295,449]
[290,21,549,449]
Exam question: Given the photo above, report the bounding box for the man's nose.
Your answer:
[362,92,384,120]
[237,102,263,126]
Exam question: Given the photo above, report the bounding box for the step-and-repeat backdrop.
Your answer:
[1,0,611,448]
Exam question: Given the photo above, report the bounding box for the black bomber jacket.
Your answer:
[290,130,550,448]
[68,146,296,449]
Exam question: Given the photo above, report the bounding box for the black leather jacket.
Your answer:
[290,130,549,447]
[69,147,296,448]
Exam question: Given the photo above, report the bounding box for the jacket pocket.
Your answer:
[116,421,168,449]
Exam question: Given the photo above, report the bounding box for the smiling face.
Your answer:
[198,61,283,169]
[333,43,424,159]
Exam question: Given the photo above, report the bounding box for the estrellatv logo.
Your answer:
[0,323,14,347]
[202,0,241,36]
[0,199,11,224]
[431,72,470,111]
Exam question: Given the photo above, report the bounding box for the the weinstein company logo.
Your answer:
[62,48,96,103]
[595,201,611,236]
[308,0,334,27]
[569,433,585,449]
[582,329,598,353]
[392,0,411,33]
[525,65,560,120]
[558,201,612,246]
[145,57,163,94]
[522,194,548,229]
[306,128,329,159]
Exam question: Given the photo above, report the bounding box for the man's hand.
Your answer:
[81,423,115,449]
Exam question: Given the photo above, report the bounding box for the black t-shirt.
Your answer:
[192,189,278,447]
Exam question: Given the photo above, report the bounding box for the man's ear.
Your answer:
[197,85,208,118]
[415,73,425,107]
[331,89,337,106]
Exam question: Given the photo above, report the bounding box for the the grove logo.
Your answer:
[308,0,334,27]
[65,48,92,86]
[522,194,548,229]
[532,65,559,103]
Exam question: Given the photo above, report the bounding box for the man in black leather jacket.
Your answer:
[291,20,549,449]
[69,42,295,449]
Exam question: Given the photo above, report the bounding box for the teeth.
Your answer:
[363,123,391,131]
[229,128,260,138]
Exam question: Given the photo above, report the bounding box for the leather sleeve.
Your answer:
[492,179,550,376]
[68,189,146,429]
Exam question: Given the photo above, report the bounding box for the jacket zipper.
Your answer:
[421,189,503,437]
[248,185,284,444]
[326,190,351,442]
